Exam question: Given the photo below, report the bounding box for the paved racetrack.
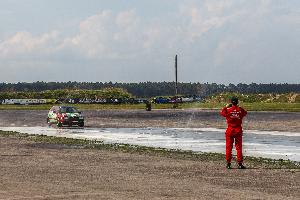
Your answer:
[0,109,299,132]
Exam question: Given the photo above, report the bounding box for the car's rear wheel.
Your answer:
[79,122,84,127]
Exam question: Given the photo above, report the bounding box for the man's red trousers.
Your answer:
[225,126,243,164]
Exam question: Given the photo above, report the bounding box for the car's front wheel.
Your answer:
[57,122,62,128]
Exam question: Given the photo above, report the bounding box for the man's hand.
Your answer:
[226,103,232,108]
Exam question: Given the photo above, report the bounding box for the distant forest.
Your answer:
[0,82,299,98]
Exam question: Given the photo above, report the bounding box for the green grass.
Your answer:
[179,102,300,112]
[0,103,185,110]
[242,102,300,112]
[0,102,299,112]
[0,104,52,110]
[0,130,299,169]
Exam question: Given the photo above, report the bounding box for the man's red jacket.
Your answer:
[220,105,247,127]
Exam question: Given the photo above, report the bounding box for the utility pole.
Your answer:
[173,55,178,108]
[175,54,178,96]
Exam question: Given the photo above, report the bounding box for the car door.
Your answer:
[48,106,58,123]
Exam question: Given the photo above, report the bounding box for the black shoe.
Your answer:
[226,163,232,169]
[238,164,246,169]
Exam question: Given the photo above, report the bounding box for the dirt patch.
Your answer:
[0,136,299,200]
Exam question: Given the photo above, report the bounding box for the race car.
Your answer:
[47,106,84,127]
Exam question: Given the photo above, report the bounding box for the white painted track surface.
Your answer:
[1,126,299,161]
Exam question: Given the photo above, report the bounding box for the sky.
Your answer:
[0,0,299,84]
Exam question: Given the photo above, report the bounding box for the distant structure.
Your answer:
[175,54,178,96]
[173,54,179,108]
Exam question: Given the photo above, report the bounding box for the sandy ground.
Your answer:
[0,109,300,199]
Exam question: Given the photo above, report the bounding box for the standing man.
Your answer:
[220,97,247,169]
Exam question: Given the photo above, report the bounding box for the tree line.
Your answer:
[0,87,132,100]
[0,82,299,98]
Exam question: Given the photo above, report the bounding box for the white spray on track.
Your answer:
[1,126,299,161]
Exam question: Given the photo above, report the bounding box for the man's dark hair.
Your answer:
[231,97,238,105]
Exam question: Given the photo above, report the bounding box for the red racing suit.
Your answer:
[220,105,247,164]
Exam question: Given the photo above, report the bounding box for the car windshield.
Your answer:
[59,107,79,113]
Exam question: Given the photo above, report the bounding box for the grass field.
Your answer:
[180,102,300,112]
[0,102,299,112]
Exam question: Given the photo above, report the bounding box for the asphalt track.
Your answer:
[0,109,299,161]
[1,126,299,161]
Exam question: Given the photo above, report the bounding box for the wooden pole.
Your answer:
[175,55,178,96]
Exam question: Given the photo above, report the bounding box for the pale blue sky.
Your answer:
[0,0,299,83]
